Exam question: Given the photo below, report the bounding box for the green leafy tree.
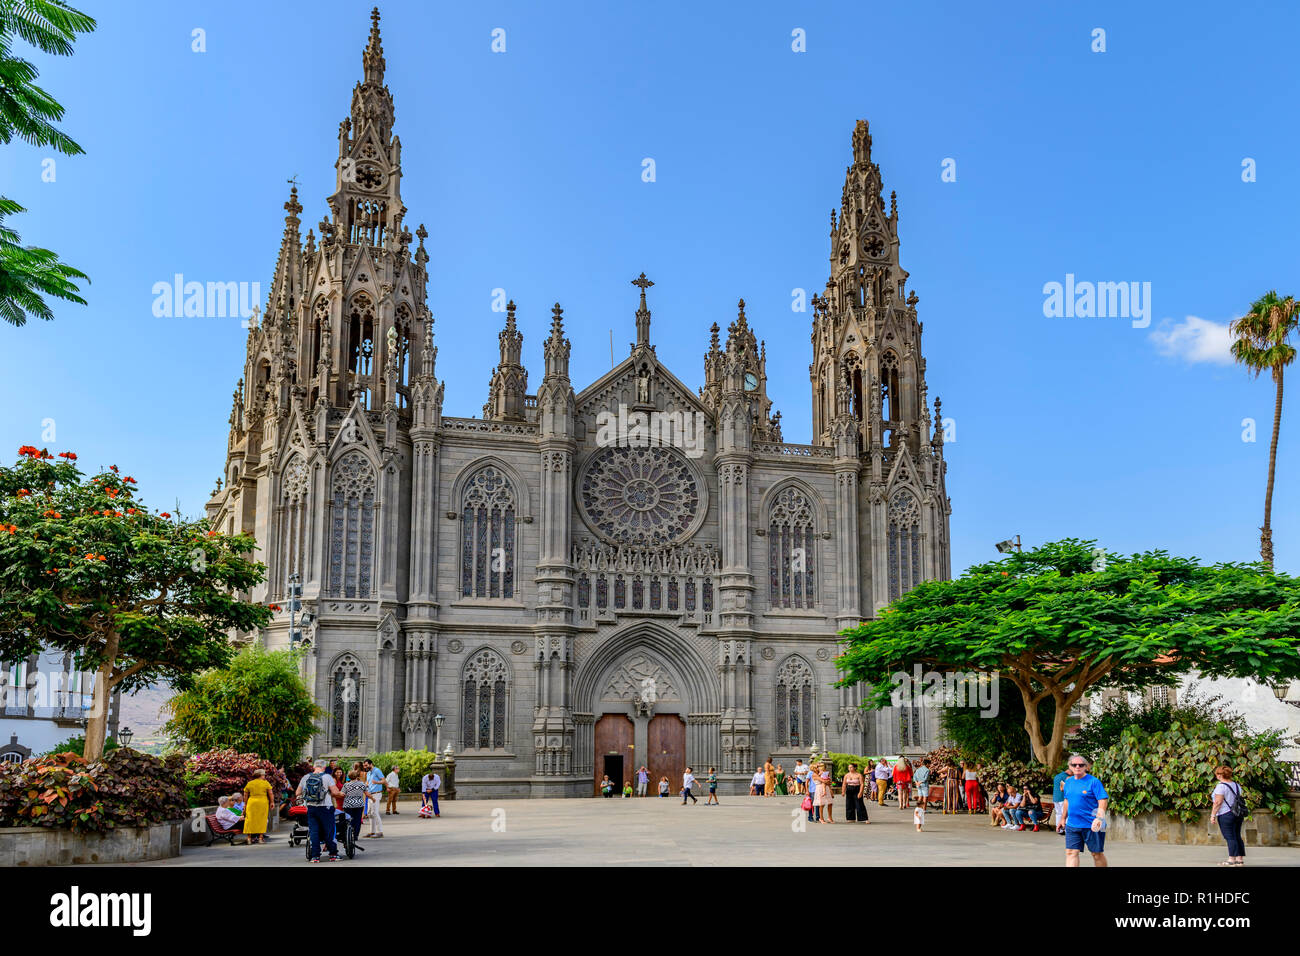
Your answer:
[163,645,322,766]
[938,676,1055,763]
[1069,683,1246,760]
[0,0,94,326]
[1230,290,1299,569]
[837,539,1300,771]
[0,446,272,761]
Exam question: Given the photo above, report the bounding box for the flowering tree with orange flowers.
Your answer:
[0,446,272,759]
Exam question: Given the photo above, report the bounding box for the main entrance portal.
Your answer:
[593,713,632,795]
[647,713,685,793]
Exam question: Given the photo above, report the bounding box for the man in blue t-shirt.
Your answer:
[1059,754,1109,867]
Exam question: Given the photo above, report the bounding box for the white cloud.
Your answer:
[1149,315,1234,365]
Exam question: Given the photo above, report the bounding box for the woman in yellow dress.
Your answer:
[764,758,776,797]
[242,769,274,844]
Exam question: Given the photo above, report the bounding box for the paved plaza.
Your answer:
[141,796,1300,867]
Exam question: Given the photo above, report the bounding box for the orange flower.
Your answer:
[16,489,30,497]
[18,445,39,457]
[123,476,136,484]
[97,554,107,561]
[85,553,95,560]
[58,452,77,461]
[127,507,137,515]
[109,465,118,473]
[160,512,171,519]
[107,489,119,498]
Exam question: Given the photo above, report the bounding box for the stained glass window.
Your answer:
[327,452,377,598]
[632,576,644,610]
[330,658,362,748]
[461,649,510,750]
[768,485,817,609]
[775,656,815,748]
[614,575,626,609]
[460,466,517,599]
[650,576,661,610]
[577,446,700,547]
[596,575,608,609]
[577,574,591,608]
[703,578,713,612]
[888,491,921,601]
[667,578,679,611]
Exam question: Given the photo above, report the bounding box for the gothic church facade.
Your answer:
[206,10,953,797]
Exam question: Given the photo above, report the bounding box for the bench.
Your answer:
[204,813,244,846]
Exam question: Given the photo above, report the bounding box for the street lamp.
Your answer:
[118,726,133,748]
[434,713,445,752]
[1272,681,1299,707]
[820,712,830,754]
[995,535,1021,554]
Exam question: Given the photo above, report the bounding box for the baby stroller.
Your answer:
[286,803,363,859]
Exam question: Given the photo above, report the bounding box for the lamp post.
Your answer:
[434,713,445,753]
[820,712,830,755]
[995,535,1021,554]
[118,726,133,748]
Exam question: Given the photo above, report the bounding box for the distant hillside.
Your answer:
[117,683,172,740]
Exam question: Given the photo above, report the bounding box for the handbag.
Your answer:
[802,795,813,811]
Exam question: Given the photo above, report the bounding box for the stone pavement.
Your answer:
[141,795,1300,867]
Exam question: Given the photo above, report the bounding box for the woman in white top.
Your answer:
[1209,765,1245,866]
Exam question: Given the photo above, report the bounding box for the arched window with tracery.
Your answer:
[769,485,817,609]
[775,656,815,748]
[880,351,900,437]
[887,490,922,601]
[278,455,309,599]
[329,655,363,749]
[460,648,509,750]
[460,465,516,599]
[347,295,375,408]
[328,452,377,598]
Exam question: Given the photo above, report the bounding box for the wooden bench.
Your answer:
[204,813,244,846]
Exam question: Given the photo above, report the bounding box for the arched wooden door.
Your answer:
[593,714,633,795]
[647,713,686,794]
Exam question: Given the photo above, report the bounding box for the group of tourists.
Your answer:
[211,769,276,844]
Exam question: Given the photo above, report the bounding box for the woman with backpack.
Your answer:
[1209,765,1246,866]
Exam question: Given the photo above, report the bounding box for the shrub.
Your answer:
[185,749,288,805]
[164,646,320,767]
[1069,683,1247,760]
[0,748,188,833]
[975,755,1054,797]
[367,749,440,792]
[284,760,313,792]
[939,677,1055,763]
[1092,720,1292,822]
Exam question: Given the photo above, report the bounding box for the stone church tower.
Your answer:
[207,9,953,796]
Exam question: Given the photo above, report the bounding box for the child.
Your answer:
[914,801,926,832]
[658,776,670,797]
[622,781,633,798]
[705,767,719,805]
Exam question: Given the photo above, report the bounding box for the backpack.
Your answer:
[302,772,326,803]
[1226,782,1247,819]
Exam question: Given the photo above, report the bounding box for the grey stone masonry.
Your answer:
[205,9,953,797]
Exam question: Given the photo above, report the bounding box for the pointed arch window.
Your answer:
[460,649,510,750]
[329,655,363,749]
[347,295,375,409]
[459,466,517,599]
[775,656,815,748]
[887,491,922,601]
[769,486,817,609]
[278,455,310,599]
[328,452,377,598]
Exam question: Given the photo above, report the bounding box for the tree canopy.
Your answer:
[837,539,1300,770]
[164,645,321,767]
[0,446,272,759]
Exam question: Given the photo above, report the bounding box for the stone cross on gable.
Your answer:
[632,272,653,348]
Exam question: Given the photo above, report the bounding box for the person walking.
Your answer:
[385,765,401,814]
[1060,754,1109,868]
[705,767,720,805]
[421,768,442,818]
[296,759,342,863]
[1052,765,1068,831]
[841,762,869,823]
[794,759,808,796]
[750,767,766,796]
[341,769,367,842]
[1209,765,1246,866]
[893,757,913,809]
[635,765,650,797]
[962,761,981,815]
[362,759,385,837]
[764,758,776,798]
[806,767,820,823]
[242,769,274,844]
[816,762,835,823]
[681,767,699,805]
[774,764,788,796]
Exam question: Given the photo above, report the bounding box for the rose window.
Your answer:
[578,446,701,546]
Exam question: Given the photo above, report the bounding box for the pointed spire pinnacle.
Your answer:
[505,299,517,333]
[890,189,897,219]
[709,322,720,352]
[363,6,385,86]
[736,298,748,327]
[550,302,565,340]
[284,183,302,223]
[632,272,653,348]
[851,119,872,165]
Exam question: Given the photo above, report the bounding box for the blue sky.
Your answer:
[2,0,1297,577]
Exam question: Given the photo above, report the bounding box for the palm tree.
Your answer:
[0,0,95,326]
[1230,291,1299,569]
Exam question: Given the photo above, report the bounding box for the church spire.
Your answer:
[486,301,527,420]
[632,272,653,349]
[363,6,385,86]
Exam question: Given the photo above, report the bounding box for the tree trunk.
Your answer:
[83,659,113,761]
[1261,367,1283,570]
